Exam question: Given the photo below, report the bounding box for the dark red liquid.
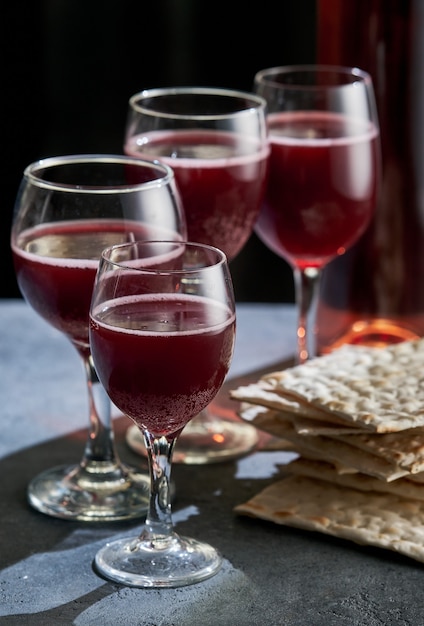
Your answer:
[90,294,235,437]
[12,220,179,350]
[255,112,379,270]
[316,0,424,351]
[125,131,269,260]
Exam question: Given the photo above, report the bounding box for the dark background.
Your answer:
[4,0,316,301]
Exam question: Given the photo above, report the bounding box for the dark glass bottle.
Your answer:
[316,0,424,352]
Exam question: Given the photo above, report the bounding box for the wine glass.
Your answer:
[11,154,186,521]
[123,86,269,463]
[89,240,236,587]
[253,65,381,363]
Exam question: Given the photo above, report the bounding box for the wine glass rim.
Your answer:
[101,239,228,273]
[23,154,176,194]
[254,64,373,89]
[128,86,267,120]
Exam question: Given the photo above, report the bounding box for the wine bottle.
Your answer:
[316,0,424,352]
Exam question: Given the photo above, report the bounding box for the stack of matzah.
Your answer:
[230,339,424,564]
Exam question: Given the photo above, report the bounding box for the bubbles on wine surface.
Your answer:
[130,130,263,161]
[15,220,163,264]
[23,230,131,260]
[95,295,232,334]
[268,111,376,142]
[137,141,239,160]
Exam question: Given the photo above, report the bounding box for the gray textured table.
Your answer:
[1,300,424,626]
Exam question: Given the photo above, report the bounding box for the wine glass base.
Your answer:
[126,414,259,464]
[27,463,150,522]
[95,533,222,588]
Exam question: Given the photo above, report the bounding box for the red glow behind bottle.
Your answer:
[316,0,424,351]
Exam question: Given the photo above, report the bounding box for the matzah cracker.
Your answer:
[242,404,424,476]
[231,338,424,433]
[269,369,424,433]
[232,382,359,428]
[240,407,410,481]
[405,473,424,484]
[285,458,424,501]
[235,475,424,564]
[336,429,424,473]
[239,403,371,436]
[260,421,410,481]
[267,338,424,380]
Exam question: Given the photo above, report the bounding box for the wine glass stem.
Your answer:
[141,432,176,542]
[81,354,119,466]
[293,266,322,364]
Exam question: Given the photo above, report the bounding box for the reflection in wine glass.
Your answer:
[90,240,236,587]
[254,65,381,363]
[11,155,186,521]
[124,87,269,463]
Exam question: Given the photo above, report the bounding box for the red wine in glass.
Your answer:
[12,220,179,351]
[10,155,185,521]
[125,130,269,260]
[256,111,379,269]
[124,87,269,463]
[89,240,236,588]
[91,294,235,438]
[254,65,381,364]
